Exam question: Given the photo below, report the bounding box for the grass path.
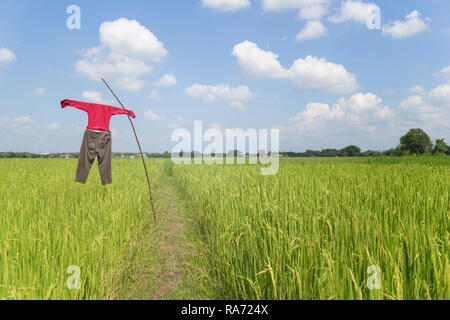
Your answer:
[117,168,214,300]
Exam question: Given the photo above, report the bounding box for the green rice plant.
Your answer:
[0,159,162,300]
[172,157,450,300]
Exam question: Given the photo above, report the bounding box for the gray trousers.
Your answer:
[76,129,112,185]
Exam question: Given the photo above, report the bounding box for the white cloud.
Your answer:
[437,65,450,83]
[382,10,429,39]
[1,117,66,133]
[329,0,378,24]
[298,3,329,20]
[0,48,16,67]
[287,93,392,128]
[75,18,167,91]
[33,88,46,95]
[262,0,330,20]
[144,110,166,121]
[296,20,328,41]
[232,41,289,79]
[429,84,450,107]
[81,91,114,105]
[233,41,358,94]
[81,91,108,103]
[99,18,167,62]
[289,56,359,94]
[154,74,177,87]
[263,0,326,11]
[149,89,161,100]
[47,123,62,130]
[185,83,254,110]
[202,0,251,12]
[76,48,151,92]
[399,84,450,133]
[337,93,394,118]
[278,93,395,149]
[13,116,33,124]
[229,101,247,111]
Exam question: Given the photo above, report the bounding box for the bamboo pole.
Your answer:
[101,77,157,223]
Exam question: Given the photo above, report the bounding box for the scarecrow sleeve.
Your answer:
[109,106,137,119]
[61,100,90,112]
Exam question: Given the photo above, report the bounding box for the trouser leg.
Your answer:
[97,133,112,185]
[75,130,96,184]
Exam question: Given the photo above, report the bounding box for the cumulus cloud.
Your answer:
[262,0,330,20]
[81,91,112,104]
[278,93,395,149]
[436,65,450,83]
[232,41,289,79]
[278,79,450,150]
[75,18,167,91]
[428,84,450,107]
[202,0,251,12]
[382,10,429,39]
[0,48,16,67]
[47,123,62,130]
[144,110,166,121]
[289,56,359,93]
[263,0,326,11]
[13,116,34,124]
[298,3,329,20]
[185,83,254,110]
[233,41,358,94]
[329,0,378,24]
[399,83,450,133]
[154,74,177,87]
[296,20,328,41]
[33,88,46,95]
[99,18,167,62]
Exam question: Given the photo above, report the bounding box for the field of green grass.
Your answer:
[0,159,161,299]
[171,157,450,300]
[0,157,449,300]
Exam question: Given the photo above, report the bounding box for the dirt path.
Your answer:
[114,169,213,300]
[148,173,212,300]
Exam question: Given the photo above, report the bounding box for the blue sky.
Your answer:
[0,0,449,153]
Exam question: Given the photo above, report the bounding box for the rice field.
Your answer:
[171,157,450,300]
[0,159,161,299]
[0,157,449,300]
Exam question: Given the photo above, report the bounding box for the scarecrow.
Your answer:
[61,99,136,185]
[61,79,156,222]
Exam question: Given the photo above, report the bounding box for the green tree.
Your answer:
[340,145,361,157]
[399,129,433,155]
[433,138,449,155]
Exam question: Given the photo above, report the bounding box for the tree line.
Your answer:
[1,129,448,159]
[284,129,449,158]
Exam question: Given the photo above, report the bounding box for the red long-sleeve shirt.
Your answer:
[61,99,136,132]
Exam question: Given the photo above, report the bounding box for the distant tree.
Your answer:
[433,138,449,155]
[340,145,361,157]
[321,149,339,157]
[383,147,407,157]
[399,129,433,155]
[361,150,382,157]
